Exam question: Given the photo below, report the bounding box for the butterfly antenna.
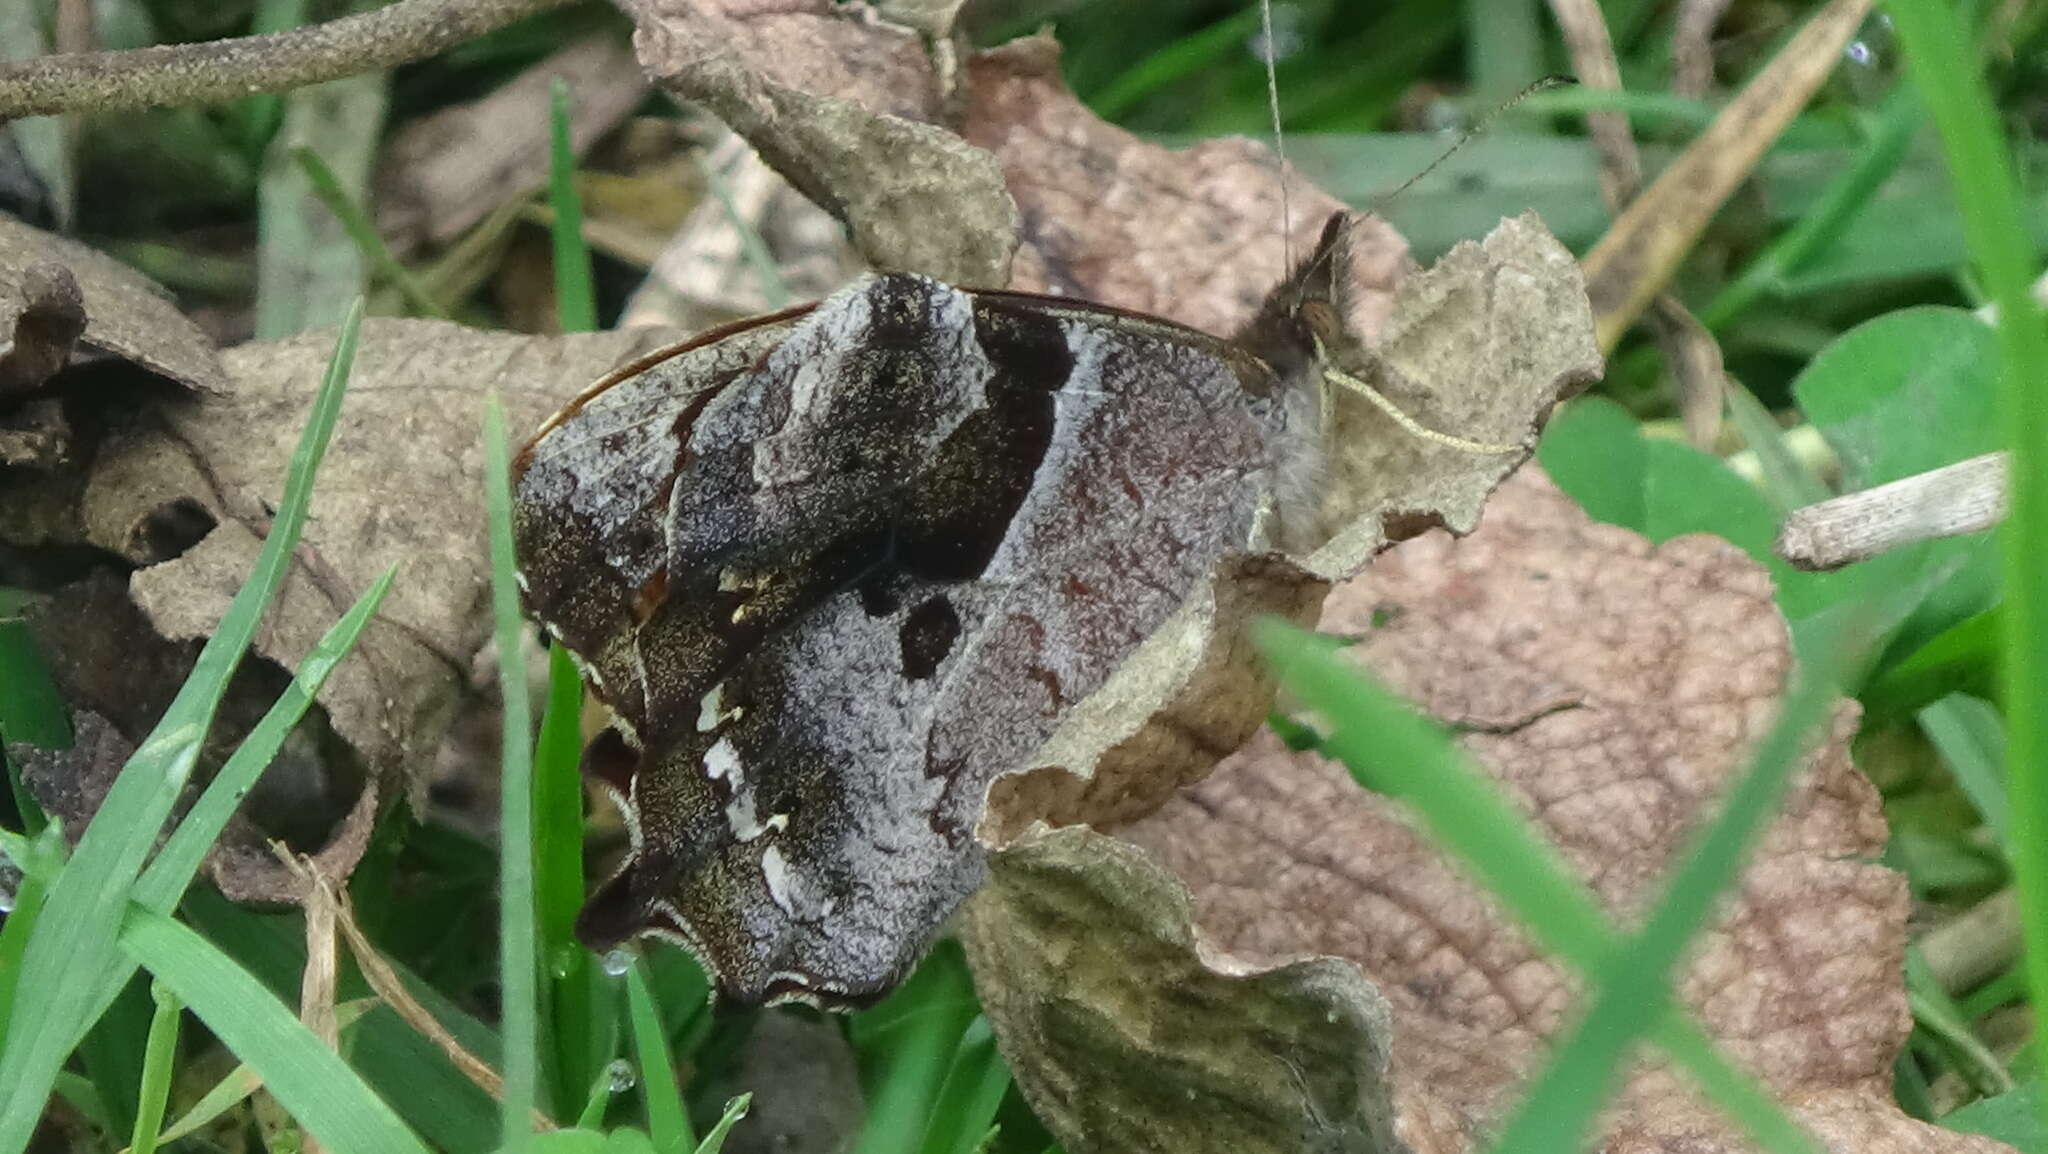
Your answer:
[1371,74,1575,213]
[1260,0,1292,276]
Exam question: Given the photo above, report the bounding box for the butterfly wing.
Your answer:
[517,273,1305,1007]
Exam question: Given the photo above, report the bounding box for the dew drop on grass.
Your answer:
[0,858,18,914]
[607,1059,638,1093]
[602,946,635,977]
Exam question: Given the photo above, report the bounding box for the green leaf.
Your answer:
[0,302,362,1153]
[1536,397,1648,532]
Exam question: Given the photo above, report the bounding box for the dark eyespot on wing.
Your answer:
[898,595,962,681]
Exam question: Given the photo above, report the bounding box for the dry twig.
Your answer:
[1775,452,2006,570]
[0,0,574,120]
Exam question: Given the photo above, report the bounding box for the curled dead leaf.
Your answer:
[620,0,1017,286]
[959,826,1401,1154]
[0,213,222,395]
[964,468,2014,1154]
[8,318,680,898]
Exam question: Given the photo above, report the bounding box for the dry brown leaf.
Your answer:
[621,0,1017,286]
[962,468,2012,1154]
[982,215,1602,842]
[619,131,861,331]
[1579,0,1873,351]
[376,32,650,255]
[0,212,222,394]
[10,319,678,897]
[959,36,1400,337]
[614,2,1392,333]
[960,826,1402,1154]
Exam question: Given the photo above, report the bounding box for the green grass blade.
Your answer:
[126,981,181,1154]
[294,146,451,319]
[625,958,692,1153]
[1723,382,1831,513]
[64,567,396,1055]
[852,945,979,1154]
[539,644,608,1114]
[488,392,542,1146]
[1701,87,1921,331]
[549,79,598,334]
[915,1017,1010,1154]
[1087,9,1262,120]
[117,905,430,1154]
[1254,621,1819,1154]
[1887,5,2048,1142]
[1904,948,2014,1097]
[0,825,60,1045]
[0,300,363,1153]
[1919,693,2011,844]
[691,1095,752,1154]
[1485,638,1846,1153]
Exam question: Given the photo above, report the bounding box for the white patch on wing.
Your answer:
[760,844,795,915]
[697,684,725,732]
[703,736,741,785]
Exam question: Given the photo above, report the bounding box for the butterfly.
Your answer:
[511,212,1488,1008]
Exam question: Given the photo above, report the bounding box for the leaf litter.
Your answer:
[0,3,1996,1151]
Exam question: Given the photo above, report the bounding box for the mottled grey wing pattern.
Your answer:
[514,269,1313,1008]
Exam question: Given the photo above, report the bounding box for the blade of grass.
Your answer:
[123,1000,376,1154]
[1724,382,1832,513]
[539,75,611,1116]
[1904,947,2014,1097]
[1485,635,1847,1152]
[852,945,980,1154]
[126,981,181,1154]
[1887,5,2048,1143]
[0,824,62,1043]
[549,78,598,334]
[625,958,692,1153]
[1087,9,1263,120]
[1700,86,1922,330]
[63,567,397,1055]
[488,392,542,1148]
[117,904,431,1154]
[691,1094,751,1154]
[1920,693,2011,844]
[0,301,363,1153]
[295,146,451,319]
[698,156,791,310]
[1254,621,1820,1154]
[914,1017,1011,1154]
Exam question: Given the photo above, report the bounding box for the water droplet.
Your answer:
[549,946,577,980]
[606,1059,637,1093]
[601,946,635,977]
[0,858,19,915]
[1844,40,1875,67]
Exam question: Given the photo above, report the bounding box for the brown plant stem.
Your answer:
[0,0,575,120]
